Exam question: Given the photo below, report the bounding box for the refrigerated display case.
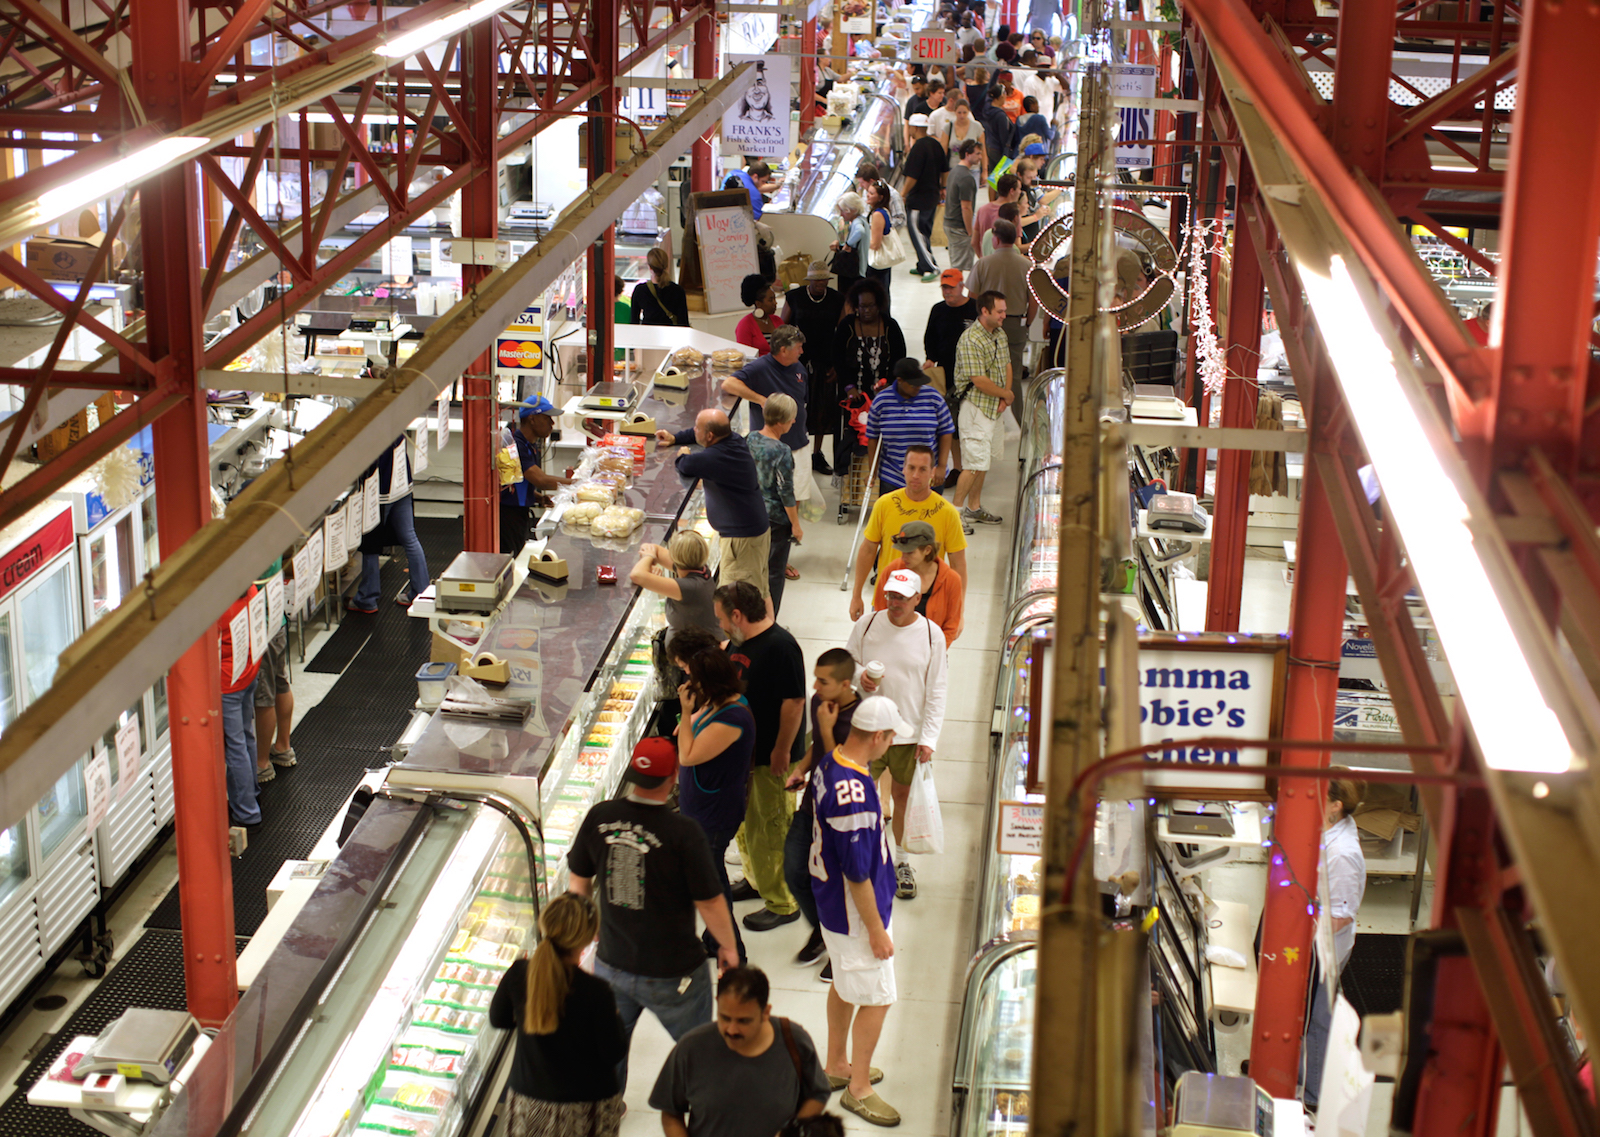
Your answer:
[951,939,1037,1136]
[765,84,901,219]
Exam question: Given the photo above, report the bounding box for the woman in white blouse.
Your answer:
[1304,774,1367,1113]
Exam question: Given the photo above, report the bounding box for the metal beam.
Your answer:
[0,64,757,837]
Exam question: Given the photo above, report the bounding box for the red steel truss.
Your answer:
[1177,1,1600,1134]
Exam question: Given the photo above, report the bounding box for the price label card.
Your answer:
[228,607,250,683]
[391,441,410,497]
[248,588,268,663]
[413,427,429,474]
[345,495,361,550]
[291,544,313,610]
[996,801,1045,856]
[266,571,285,632]
[324,512,345,573]
[85,752,112,831]
[114,718,140,797]
[306,528,325,588]
[437,392,450,449]
[364,472,380,533]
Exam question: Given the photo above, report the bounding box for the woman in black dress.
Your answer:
[832,277,906,398]
[631,246,690,327]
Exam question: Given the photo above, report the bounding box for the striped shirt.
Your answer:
[865,385,955,489]
[953,321,1010,419]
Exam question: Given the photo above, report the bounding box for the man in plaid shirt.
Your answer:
[948,290,1014,525]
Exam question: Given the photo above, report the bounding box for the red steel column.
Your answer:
[132,0,239,1023]
[1485,0,1600,478]
[800,18,818,136]
[1330,0,1396,184]
[461,22,499,552]
[1248,382,1348,1097]
[1203,177,1262,632]
[587,0,619,385]
[691,10,716,193]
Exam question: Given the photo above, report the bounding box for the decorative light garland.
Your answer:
[1188,221,1229,398]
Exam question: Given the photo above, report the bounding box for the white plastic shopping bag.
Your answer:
[901,762,945,855]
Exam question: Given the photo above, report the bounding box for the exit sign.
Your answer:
[912,28,956,64]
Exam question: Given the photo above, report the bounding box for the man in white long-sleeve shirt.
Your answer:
[844,569,948,900]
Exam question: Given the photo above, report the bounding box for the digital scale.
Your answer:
[435,551,515,614]
[578,380,641,413]
[1169,1072,1274,1137]
[1129,382,1189,420]
[74,1009,201,1085]
[1146,491,1210,534]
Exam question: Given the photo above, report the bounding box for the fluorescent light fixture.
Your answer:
[1301,255,1575,774]
[374,0,520,59]
[36,136,210,224]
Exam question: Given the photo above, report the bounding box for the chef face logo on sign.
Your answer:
[724,55,791,159]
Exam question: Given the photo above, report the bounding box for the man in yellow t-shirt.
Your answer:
[849,445,969,620]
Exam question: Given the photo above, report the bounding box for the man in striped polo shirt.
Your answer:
[865,357,956,492]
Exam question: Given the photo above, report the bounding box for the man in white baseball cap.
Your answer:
[811,694,909,1126]
[844,569,949,900]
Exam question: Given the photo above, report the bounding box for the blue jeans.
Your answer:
[595,957,712,1089]
[783,807,818,930]
[698,824,747,965]
[221,679,260,825]
[1302,962,1335,1109]
[356,495,430,608]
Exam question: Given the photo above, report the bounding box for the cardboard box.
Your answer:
[430,632,472,666]
[26,233,125,282]
[37,393,115,461]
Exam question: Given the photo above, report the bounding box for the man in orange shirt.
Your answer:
[218,585,263,827]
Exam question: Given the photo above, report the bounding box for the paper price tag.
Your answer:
[391,441,410,497]
[228,607,250,683]
[413,427,429,474]
[85,752,112,831]
[344,495,360,550]
[291,544,313,610]
[437,392,450,450]
[323,512,345,573]
[306,528,325,589]
[247,588,268,663]
[266,571,285,632]
[114,718,140,797]
[996,801,1044,856]
[364,473,380,533]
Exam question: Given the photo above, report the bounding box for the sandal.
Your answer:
[785,564,800,581]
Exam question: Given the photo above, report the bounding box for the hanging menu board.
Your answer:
[694,206,759,315]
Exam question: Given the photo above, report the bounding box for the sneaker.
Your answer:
[347,600,378,615]
[895,861,917,900]
[819,960,833,983]
[963,507,1003,525]
[255,763,276,785]
[728,879,760,903]
[841,1088,901,1127]
[743,908,801,932]
[269,748,297,768]
[395,588,415,608]
[795,927,827,966]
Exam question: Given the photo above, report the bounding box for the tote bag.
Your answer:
[868,211,910,269]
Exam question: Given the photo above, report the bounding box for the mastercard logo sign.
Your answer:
[497,339,543,368]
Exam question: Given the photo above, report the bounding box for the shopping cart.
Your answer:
[836,442,881,591]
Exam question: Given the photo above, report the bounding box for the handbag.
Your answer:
[867,210,909,269]
[986,154,1015,191]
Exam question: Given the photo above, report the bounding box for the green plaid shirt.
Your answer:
[953,321,1010,419]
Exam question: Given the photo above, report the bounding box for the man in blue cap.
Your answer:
[501,394,572,554]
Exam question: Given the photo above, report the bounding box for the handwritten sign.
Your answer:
[364,472,380,533]
[291,544,313,610]
[227,607,249,683]
[85,753,112,831]
[997,801,1044,856]
[695,206,759,314]
[912,28,957,65]
[414,426,429,474]
[266,571,285,632]
[391,440,410,498]
[437,392,450,450]
[114,718,140,797]
[323,513,344,574]
[724,55,791,159]
[247,588,268,663]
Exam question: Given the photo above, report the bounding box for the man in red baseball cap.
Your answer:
[568,736,742,1085]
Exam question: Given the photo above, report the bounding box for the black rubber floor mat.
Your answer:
[1340,933,1408,1017]
[6,930,244,1092]
[146,516,463,935]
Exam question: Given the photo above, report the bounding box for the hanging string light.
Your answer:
[1188,219,1229,397]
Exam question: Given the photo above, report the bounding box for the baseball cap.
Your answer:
[518,393,558,419]
[621,736,678,788]
[853,695,913,736]
[892,520,937,550]
[908,112,930,127]
[1022,142,1048,156]
[883,568,920,598]
[939,268,965,285]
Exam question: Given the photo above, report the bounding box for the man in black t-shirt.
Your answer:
[568,737,741,1086]
[924,270,980,384]
[902,114,947,282]
[717,581,806,933]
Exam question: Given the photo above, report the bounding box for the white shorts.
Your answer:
[820,917,896,1007]
[958,401,1004,472]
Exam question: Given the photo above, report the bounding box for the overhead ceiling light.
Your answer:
[36,136,211,224]
[374,0,521,59]
[1301,255,1577,774]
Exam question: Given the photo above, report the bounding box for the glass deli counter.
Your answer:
[951,939,1037,1136]
[765,83,901,219]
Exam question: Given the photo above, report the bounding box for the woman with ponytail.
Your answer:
[489,891,628,1136]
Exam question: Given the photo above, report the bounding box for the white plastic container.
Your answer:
[416,661,456,709]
